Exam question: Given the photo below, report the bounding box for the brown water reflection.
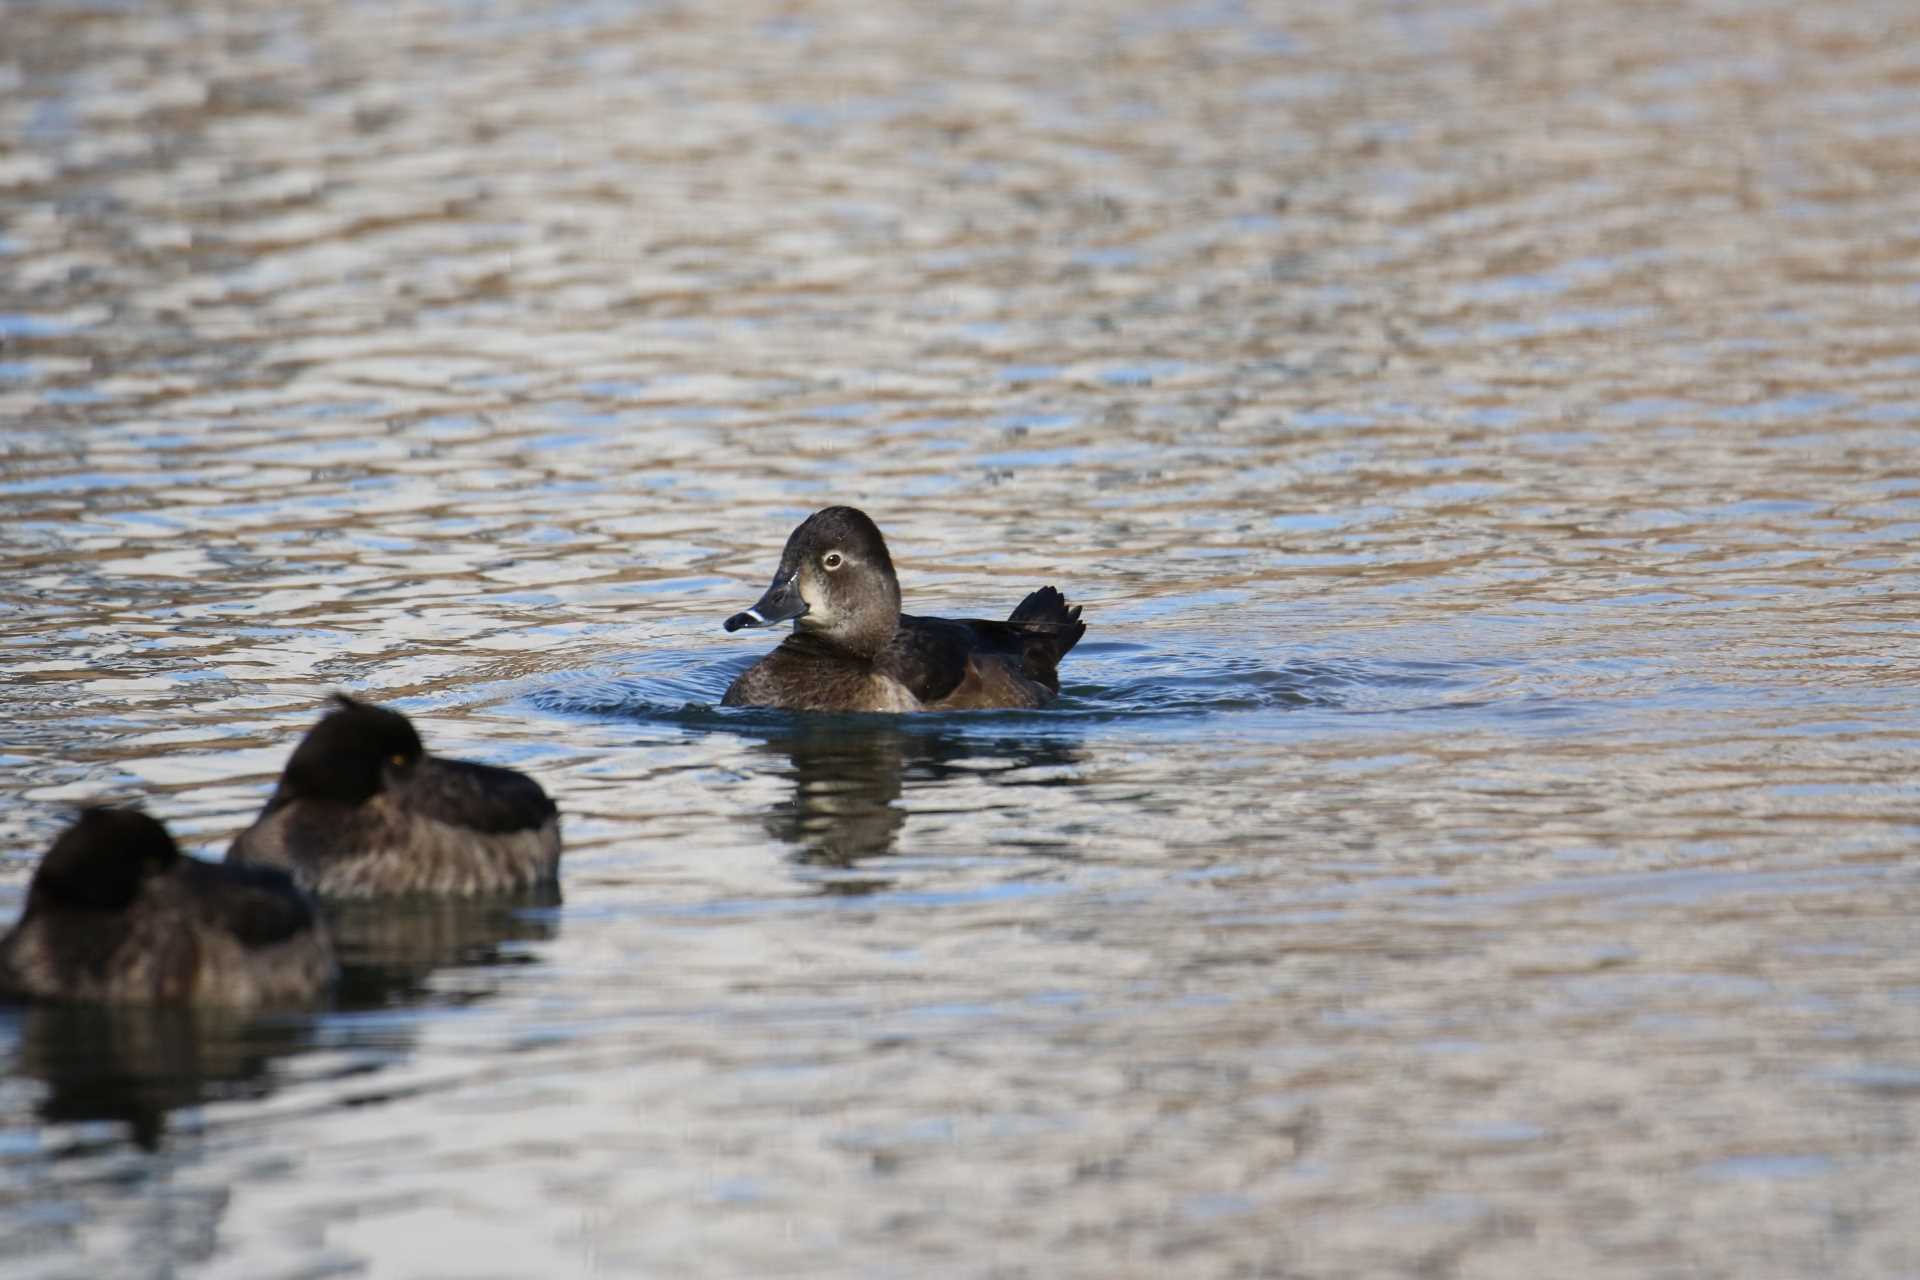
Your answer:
[752,720,1084,875]
[4,0,1920,1275]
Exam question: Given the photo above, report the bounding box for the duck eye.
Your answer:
[822,551,844,571]
[389,753,408,767]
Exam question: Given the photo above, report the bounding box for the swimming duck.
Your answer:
[0,808,333,1007]
[721,506,1086,712]
[227,695,561,898]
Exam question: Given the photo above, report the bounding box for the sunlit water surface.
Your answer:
[3,0,1920,1275]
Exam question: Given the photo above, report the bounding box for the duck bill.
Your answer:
[724,569,809,632]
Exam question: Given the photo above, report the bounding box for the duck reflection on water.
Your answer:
[325,888,562,1009]
[753,719,1082,879]
[0,891,561,1150]
[2,1003,316,1151]
[1,892,560,1151]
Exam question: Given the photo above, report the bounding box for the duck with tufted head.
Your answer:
[0,807,333,1007]
[228,695,562,898]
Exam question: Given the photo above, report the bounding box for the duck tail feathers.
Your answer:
[1007,586,1087,681]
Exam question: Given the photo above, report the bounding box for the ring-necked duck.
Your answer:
[721,506,1086,712]
[227,695,561,898]
[0,808,333,1007]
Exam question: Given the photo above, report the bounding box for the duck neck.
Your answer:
[799,608,896,661]
[795,559,900,660]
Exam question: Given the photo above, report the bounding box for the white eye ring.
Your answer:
[822,551,844,570]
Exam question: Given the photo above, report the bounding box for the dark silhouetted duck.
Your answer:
[0,808,333,1007]
[722,506,1086,712]
[227,695,561,898]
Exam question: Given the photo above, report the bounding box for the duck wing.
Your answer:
[892,588,1086,701]
[401,756,558,835]
[887,615,981,702]
[181,859,319,950]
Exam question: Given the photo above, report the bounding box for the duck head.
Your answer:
[29,808,181,913]
[725,506,902,658]
[276,694,427,806]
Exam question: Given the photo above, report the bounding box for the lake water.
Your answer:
[3,0,1920,1275]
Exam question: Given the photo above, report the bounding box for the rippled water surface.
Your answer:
[4,0,1920,1275]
